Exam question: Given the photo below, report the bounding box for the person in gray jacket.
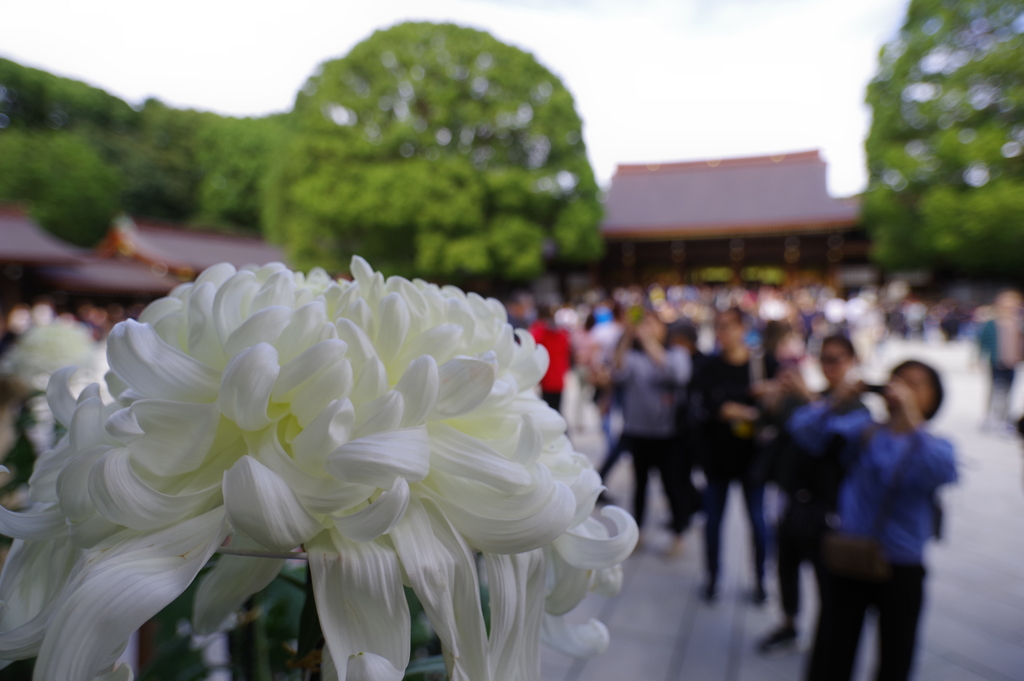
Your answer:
[613,310,692,556]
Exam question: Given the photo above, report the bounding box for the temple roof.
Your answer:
[0,204,84,265]
[97,215,287,278]
[601,150,859,240]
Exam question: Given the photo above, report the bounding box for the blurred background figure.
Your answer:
[693,307,775,603]
[530,304,572,413]
[791,361,956,681]
[977,289,1023,434]
[613,311,691,557]
[757,335,864,663]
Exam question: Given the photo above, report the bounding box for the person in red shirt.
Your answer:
[530,305,572,413]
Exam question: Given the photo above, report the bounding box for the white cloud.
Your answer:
[1,0,909,196]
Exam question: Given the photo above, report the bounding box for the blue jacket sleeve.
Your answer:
[787,400,875,459]
[908,432,958,492]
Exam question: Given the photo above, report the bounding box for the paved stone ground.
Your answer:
[544,339,1024,681]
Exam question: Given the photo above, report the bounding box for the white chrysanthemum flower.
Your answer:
[0,321,95,387]
[0,258,637,681]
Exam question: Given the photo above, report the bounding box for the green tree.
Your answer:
[864,0,1024,276]
[0,58,284,240]
[0,129,121,246]
[264,21,602,279]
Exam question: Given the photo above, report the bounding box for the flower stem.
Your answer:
[295,563,324,681]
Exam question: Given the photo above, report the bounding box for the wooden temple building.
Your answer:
[598,150,871,289]
[0,205,285,313]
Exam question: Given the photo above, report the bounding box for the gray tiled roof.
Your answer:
[0,205,83,265]
[601,150,859,239]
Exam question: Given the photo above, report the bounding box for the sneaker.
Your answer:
[757,625,797,654]
[752,584,768,606]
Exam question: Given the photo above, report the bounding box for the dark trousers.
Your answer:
[777,527,828,618]
[988,366,1016,423]
[808,564,926,681]
[703,477,767,583]
[541,391,562,413]
[629,435,689,534]
[598,433,628,480]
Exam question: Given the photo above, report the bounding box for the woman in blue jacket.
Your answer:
[789,360,957,681]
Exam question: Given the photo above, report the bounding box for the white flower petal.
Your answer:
[513,414,544,466]
[541,614,609,658]
[393,324,463,375]
[334,318,377,368]
[223,456,323,553]
[194,262,236,289]
[291,399,355,474]
[69,396,111,453]
[223,305,293,356]
[33,508,228,681]
[543,547,590,616]
[325,427,430,488]
[333,477,409,543]
[186,282,226,369]
[427,423,532,493]
[152,312,186,349]
[591,565,624,598]
[273,301,330,364]
[374,293,409,363]
[46,367,78,428]
[307,529,409,680]
[105,371,130,401]
[192,535,285,635]
[349,357,388,405]
[421,475,576,555]
[344,653,405,681]
[253,428,374,515]
[0,537,78,662]
[125,399,221,477]
[218,343,279,431]
[212,270,258,345]
[88,448,219,531]
[56,445,111,523]
[553,506,639,570]
[352,391,404,440]
[104,407,143,443]
[273,339,353,426]
[137,296,183,327]
[343,298,376,339]
[431,357,496,419]
[107,320,221,403]
[393,355,438,428]
[390,499,491,681]
[250,270,295,312]
[0,503,67,541]
[485,550,545,679]
[349,255,374,289]
[66,512,121,549]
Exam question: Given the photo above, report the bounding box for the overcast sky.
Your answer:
[3,0,909,197]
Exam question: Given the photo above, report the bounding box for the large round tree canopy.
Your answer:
[864,0,1024,276]
[265,21,603,279]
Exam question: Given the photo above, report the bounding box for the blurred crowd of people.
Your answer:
[514,281,990,681]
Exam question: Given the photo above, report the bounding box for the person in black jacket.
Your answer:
[757,335,865,660]
[693,307,777,603]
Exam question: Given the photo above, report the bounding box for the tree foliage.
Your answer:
[0,58,284,243]
[265,22,603,279]
[865,0,1024,275]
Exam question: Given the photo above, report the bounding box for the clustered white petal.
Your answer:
[0,258,638,681]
